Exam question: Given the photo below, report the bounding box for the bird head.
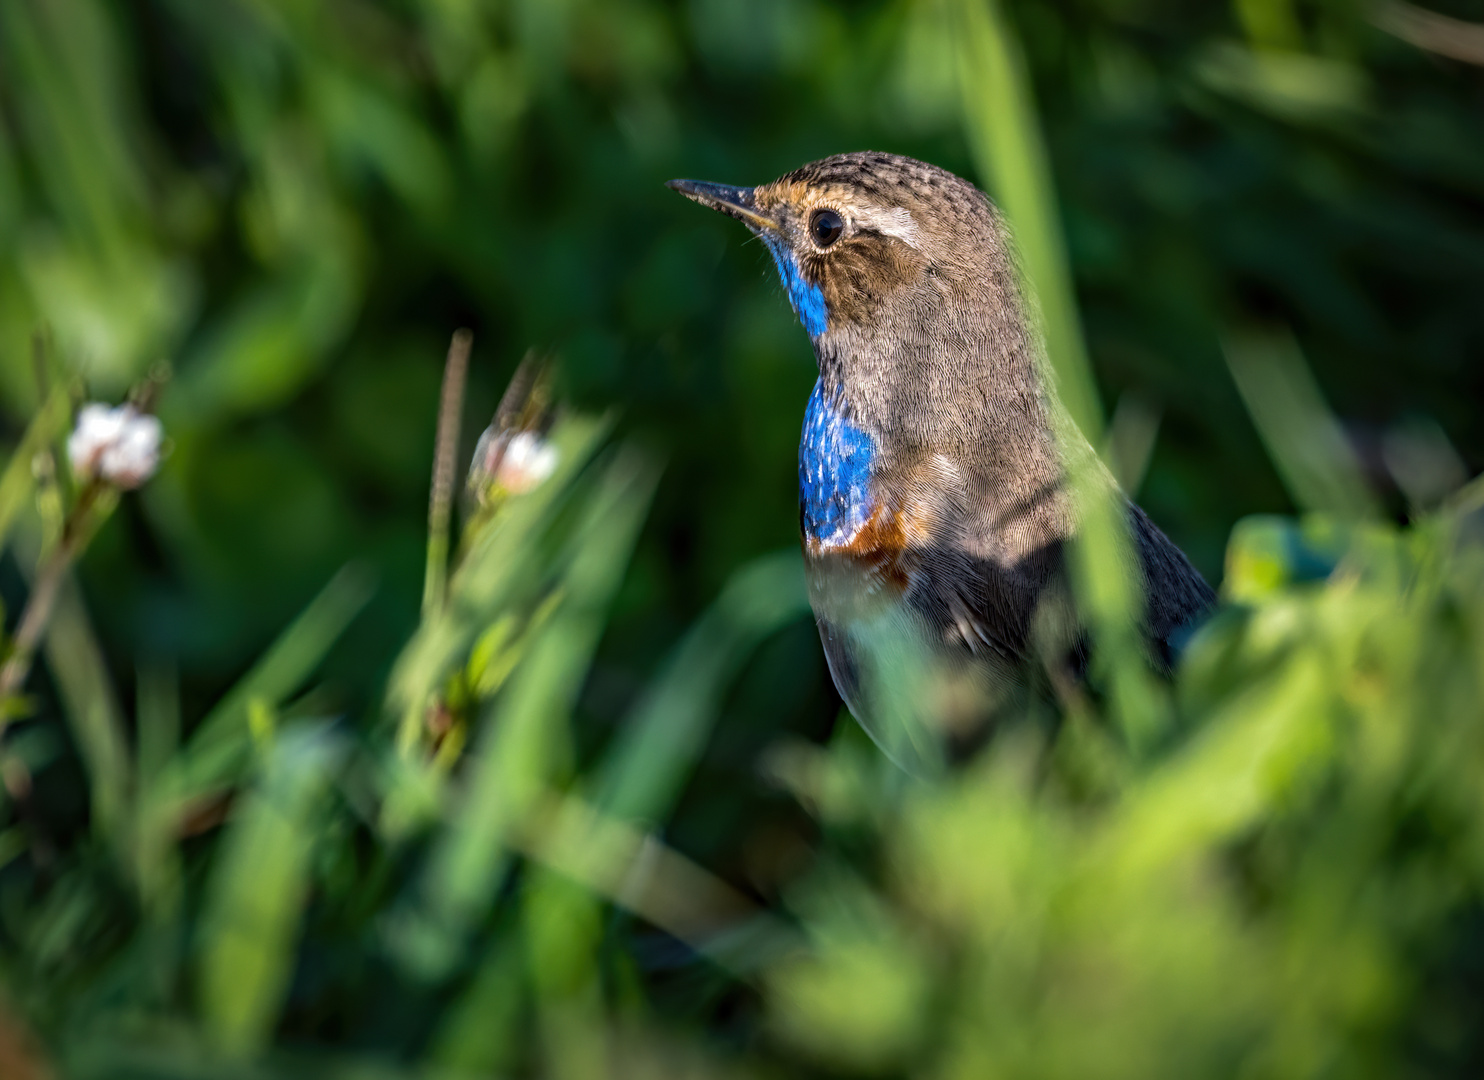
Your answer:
[668,152,1043,450]
[668,152,1018,344]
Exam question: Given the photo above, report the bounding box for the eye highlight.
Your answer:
[809,208,844,248]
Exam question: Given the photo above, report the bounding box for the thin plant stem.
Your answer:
[954,0,1165,746]
[0,480,107,702]
[424,329,473,620]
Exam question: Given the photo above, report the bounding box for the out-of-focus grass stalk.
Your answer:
[0,386,70,558]
[390,414,611,758]
[432,934,526,1074]
[952,0,1100,437]
[951,0,1162,741]
[176,564,375,798]
[0,386,73,723]
[524,869,608,1080]
[0,478,114,704]
[402,448,658,977]
[423,329,472,619]
[1105,392,1162,496]
[595,551,808,826]
[516,792,799,976]
[1224,329,1378,519]
[1371,1,1484,66]
[0,0,138,264]
[2,474,128,842]
[198,723,343,1055]
[42,573,130,845]
[134,660,183,930]
[1449,472,1484,519]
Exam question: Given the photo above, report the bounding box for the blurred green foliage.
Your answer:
[770,497,1484,1078]
[0,0,1483,1076]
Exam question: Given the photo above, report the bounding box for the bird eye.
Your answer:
[809,208,844,248]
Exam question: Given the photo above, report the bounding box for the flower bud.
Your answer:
[67,403,164,489]
[469,426,559,497]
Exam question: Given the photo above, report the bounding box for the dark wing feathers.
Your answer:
[1129,501,1217,668]
[911,500,1214,672]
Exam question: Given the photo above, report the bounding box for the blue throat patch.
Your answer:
[764,237,828,338]
[800,381,877,547]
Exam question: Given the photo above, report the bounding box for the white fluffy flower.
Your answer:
[499,430,558,493]
[67,403,164,489]
[469,427,559,497]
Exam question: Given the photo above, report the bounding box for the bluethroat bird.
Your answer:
[669,153,1214,771]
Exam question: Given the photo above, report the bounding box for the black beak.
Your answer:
[666,178,778,232]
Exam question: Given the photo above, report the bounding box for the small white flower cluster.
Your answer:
[469,427,559,496]
[67,403,164,489]
[500,431,559,492]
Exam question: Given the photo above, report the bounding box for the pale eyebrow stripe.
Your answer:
[853,206,921,249]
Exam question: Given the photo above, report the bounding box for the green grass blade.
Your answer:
[0,387,70,560]
[430,932,527,1074]
[389,413,611,754]
[1225,329,1379,519]
[953,0,1159,741]
[392,447,660,978]
[134,660,183,922]
[42,572,131,846]
[178,563,375,798]
[950,0,1099,442]
[421,329,471,620]
[595,550,809,826]
[198,722,344,1055]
